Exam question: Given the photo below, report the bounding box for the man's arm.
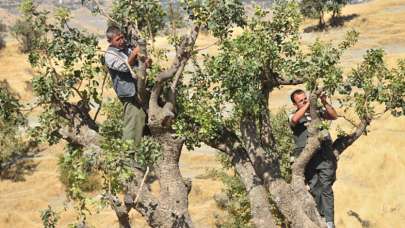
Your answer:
[320,94,337,120]
[105,50,130,72]
[290,102,310,125]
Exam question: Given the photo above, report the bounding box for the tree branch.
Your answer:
[291,90,323,177]
[206,128,278,228]
[148,25,199,128]
[89,0,119,25]
[332,114,371,155]
[276,77,305,85]
[105,194,132,228]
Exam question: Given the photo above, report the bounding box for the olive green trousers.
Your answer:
[121,97,146,146]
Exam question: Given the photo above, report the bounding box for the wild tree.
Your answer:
[300,0,348,29]
[176,1,405,227]
[20,0,245,227]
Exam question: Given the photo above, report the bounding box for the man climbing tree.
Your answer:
[105,25,146,146]
[289,89,338,228]
[16,0,405,227]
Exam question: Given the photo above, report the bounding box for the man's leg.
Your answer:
[317,166,336,225]
[122,99,146,146]
[305,149,325,217]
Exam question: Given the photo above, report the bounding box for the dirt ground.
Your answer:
[1,0,405,227]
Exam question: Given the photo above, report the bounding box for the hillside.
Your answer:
[1,0,405,227]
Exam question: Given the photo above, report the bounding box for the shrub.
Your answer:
[0,83,28,170]
[58,152,101,193]
[10,19,40,53]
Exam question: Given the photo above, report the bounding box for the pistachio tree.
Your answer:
[21,0,245,227]
[300,0,348,29]
[19,0,405,227]
[175,1,405,227]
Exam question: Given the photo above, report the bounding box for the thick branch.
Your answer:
[207,128,278,228]
[106,194,132,228]
[240,115,281,181]
[148,25,199,128]
[134,39,149,105]
[332,115,371,155]
[276,77,304,85]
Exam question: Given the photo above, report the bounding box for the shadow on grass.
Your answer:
[330,14,360,27]
[303,14,360,33]
[0,143,41,182]
[347,210,371,228]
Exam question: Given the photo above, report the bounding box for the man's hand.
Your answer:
[128,46,140,66]
[145,58,153,69]
[319,92,338,120]
[320,92,328,105]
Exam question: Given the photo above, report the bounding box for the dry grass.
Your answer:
[1,0,405,227]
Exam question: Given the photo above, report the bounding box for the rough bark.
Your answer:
[153,132,193,228]
[207,128,278,228]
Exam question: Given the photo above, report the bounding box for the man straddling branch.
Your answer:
[289,89,338,228]
[104,25,148,146]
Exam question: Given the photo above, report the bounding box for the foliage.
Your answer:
[0,19,6,50]
[176,1,303,147]
[0,84,29,168]
[269,109,294,181]
[99,98,124,139]
[40,205,59,228]
[20,0,104,146]
[211,160,252,228]
[109,0,166,40]
[10,19,40,53]
[340,49,405,118]
[58,152,101,192]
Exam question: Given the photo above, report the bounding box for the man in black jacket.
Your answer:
[289,89,338,228]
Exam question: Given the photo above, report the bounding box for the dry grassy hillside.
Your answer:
[1,0,405,227]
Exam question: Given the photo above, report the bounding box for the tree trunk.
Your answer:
[231,148,278,228]
[153,131,193,228]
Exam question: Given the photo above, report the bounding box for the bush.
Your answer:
[10,19,40,53]
[0,83,28,169]
[58,152,101,193]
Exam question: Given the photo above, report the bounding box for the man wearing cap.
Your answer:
[289,89,338,228]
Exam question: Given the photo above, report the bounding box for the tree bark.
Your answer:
[207,129,278,228]
[154,132,193,228]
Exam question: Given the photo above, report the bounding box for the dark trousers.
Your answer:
[295,146,337,223]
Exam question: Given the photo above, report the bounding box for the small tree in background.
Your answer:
[10,19,41,53]
[300,0,348,29]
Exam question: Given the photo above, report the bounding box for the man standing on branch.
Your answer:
[289,89,338,228]
[104,25,146,146]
